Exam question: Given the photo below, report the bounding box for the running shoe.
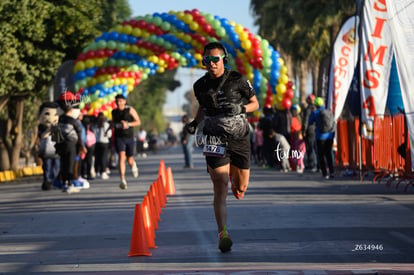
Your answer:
[231,181,245,200]
[63,185,80,194]
[218,227,232,253]
[101,172,109,180]
[119,179,128,189]
[132,163,139,178]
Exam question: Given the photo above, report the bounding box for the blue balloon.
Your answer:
[119,34,129,43]
[108,31,119,41]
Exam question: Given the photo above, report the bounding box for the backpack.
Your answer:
[318,109,335,133]
[51,125,65,144]
[85,127,96,147]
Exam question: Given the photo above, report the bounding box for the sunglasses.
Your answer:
[203,55,225,64]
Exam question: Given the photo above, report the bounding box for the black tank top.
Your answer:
[112,106,134,138]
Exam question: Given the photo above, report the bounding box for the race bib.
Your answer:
[203,143,226,158]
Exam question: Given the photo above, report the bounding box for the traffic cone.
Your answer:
[147,190,159,230]
[165,167,176,195]
[150,184,162,219]
[156,177,167,208]
[142,196,156,249]
[128,204,152,257]
[158,160,167,189]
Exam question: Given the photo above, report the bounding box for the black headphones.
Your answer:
[202,42,228,65]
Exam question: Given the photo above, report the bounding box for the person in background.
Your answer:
[302,94,317,172]
[185,41,259,253]
[308,97,335,179]
[82,115,96,180]
[290,105,302,171]
[56,92,87,194]
[94,112,112,180]
[111,94,141,189]
[136,127,147,158]
[180,114,195,169]
[294,131,306,173]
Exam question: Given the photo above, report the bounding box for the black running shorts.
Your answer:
[206,134,250,169]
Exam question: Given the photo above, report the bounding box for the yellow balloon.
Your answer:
[85,59,95,68]
[88,78,97,86]
[132,28,142,37]
[94,58,104,67]
[280,74,289,84]
[278,58,285,66]
[279,65,288,75]
[97,75,106,84]
[74,61,85,72]
[194,53,202,61]
[276,83,286,95]
[115,25,123,33]
[123,24,132,34]
[235,24,244,34]
[189,21,199,31]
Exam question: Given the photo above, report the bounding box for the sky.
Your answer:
[127,0,258,111]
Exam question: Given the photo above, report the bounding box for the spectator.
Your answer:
[180,115,195,169]
[94,112,112,180]
[309,97,335,179]
[302,94,317,172]
[136,127,147,158]
[56,92,86,194]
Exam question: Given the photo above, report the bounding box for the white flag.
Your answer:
[386,0,414,170]
[359,0,393,138]
[327,16,360,120]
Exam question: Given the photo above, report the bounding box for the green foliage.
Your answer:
[250,0,356,64]
[0,0,132,170]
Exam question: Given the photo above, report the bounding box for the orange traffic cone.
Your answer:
[142,196,156,249]
[147,190,159,230]
[128,204,152,257]
[156,177,167,208]
[150,184,162,219]
[158,160,167,189]
[165,167,176,195]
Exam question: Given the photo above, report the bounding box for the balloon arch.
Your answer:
[73,9,295,120]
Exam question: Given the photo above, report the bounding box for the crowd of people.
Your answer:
[250,94,335,179]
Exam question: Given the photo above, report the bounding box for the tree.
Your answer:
[250,0,355,103]
[0,0,131,171]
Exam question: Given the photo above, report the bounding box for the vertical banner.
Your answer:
[386,0,414,170]
[327,15,360,120]
[359,0,393,138]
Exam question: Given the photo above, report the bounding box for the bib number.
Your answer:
[203,144,226,158]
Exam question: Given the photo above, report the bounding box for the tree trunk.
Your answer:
[7,98,25,171]
[298,62,308,105]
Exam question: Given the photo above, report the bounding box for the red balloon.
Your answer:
[285,89,294,99]
[281,98,292,110]
[77,53,87,61]
[287,81,293,89]
[96,49,105,58]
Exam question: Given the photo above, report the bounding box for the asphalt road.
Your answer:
[1,146,414,275]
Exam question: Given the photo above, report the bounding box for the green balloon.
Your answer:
[161,21,171,31]
[116,42,125,51]
[216,27,226,37]
[153,16,162,26]
[107,40,117,50]
[97,40,107,49]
